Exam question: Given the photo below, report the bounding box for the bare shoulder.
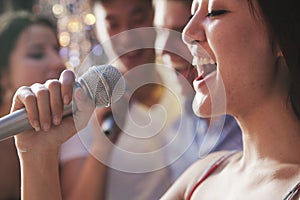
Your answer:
[161,151,234,200]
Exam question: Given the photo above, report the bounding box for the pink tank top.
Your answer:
[186,151,300,200]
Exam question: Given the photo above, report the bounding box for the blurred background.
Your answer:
[0,0,104,70]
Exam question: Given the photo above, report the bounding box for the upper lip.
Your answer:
[189,45,217,77]
[189,44,214,60]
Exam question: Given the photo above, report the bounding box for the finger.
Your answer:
[31,83,51,132]
[11,86,40,131]
[59,70,75,105]
[72,87,95,131]
[45,80,63,126]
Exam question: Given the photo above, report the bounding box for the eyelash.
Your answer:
[28,53,44,59]
[206,10,228,17]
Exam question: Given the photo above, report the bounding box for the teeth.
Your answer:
[192,57,215,66]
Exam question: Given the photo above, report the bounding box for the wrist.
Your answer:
[18,147,60,164]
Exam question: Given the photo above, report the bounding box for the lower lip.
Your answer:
[193,70,217,92]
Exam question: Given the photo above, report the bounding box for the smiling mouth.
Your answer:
[192,57,217,78]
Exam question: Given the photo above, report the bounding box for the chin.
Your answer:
[192,92,227,118]
[192,93,211,117]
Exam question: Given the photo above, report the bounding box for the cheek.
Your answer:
[10,59,48,88]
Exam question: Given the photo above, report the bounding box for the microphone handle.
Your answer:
[0,104,73,141]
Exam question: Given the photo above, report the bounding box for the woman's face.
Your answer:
[183,0,282,117]
[8,24,65,90]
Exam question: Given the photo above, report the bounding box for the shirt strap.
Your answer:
[187,151,238,200]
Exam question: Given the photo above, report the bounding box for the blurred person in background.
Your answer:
[154,0,242,181]
[0,11,64,200]
[59,0,181,199]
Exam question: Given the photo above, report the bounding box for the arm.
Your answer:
[20,145,63,200]
[61,154,109,200]
[60,124,112,200]
[12,70,94,200]
[60,106,124,200]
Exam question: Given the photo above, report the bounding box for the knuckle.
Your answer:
[15,86,29,95]
[45,79,61,90]
[23,93,36,105]
[36,88,49,98]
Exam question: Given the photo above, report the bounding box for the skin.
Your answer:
[60,1,166,199]
[0,24,64,115]
[154,0,197,98]
[0,24,64,200]
[9,25,64,90]
[93,0,163,107]
[161,0,300,199]
[9,0,300,199]
[93,0,156,72]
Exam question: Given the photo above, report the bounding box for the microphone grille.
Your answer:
[78,65,125,106]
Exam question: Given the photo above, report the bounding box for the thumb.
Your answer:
[72,87,96,131]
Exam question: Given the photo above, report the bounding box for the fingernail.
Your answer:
[33,120,40,132]
[53,114,61,125]
[42,123,50,132]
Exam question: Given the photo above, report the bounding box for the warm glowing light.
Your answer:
[84,13,96,25]
[68,19,82,32]
[65,61,73,69]
[52,4,64,16]
[59,32,71,47]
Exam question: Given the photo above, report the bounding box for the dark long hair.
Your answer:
[0,11,57,105]
[248,0,300,119]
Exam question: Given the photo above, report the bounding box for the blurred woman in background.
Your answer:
[0,11,64,200]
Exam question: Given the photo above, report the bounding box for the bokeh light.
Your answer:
[84,13,96,25]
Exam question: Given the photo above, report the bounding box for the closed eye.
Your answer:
[206,10,228,18]
[27,53,45,59]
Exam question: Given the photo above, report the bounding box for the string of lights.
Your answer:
[37,0,102,70]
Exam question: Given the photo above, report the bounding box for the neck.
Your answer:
[235,96,300,167]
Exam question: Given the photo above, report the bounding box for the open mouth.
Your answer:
[189,44,217,78]
[192,57,217,78]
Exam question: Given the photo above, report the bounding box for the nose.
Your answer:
[118,30,134,47]
[49,50,65,76]
[182,15,206,46]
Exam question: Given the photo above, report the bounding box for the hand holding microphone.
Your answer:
[3,65,124,151]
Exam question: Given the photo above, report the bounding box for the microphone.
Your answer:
[0,65,125,141]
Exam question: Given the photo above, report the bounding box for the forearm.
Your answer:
[19,150,62,200]
[65,155,108,200]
